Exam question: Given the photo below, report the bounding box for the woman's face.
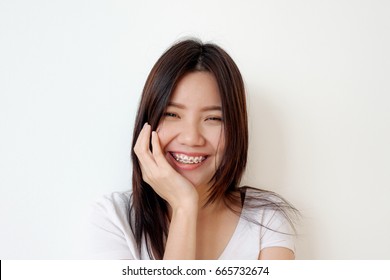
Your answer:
[157,71,225,189]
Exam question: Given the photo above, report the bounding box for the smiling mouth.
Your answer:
[170,152,208,164]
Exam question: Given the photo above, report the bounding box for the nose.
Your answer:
[177,121,206,147]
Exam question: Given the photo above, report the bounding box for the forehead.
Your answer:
[169,71,221,106]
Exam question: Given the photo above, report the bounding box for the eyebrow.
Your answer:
[167,102,222,112]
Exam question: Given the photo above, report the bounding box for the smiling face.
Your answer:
[156,71,225,190]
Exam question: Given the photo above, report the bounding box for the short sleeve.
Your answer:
[259,209,296,253]
[86,192,137,259]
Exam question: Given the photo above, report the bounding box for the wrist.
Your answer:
[168,190,199,212]
[171,200,198,216]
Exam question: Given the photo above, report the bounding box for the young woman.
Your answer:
[88,39,298,260]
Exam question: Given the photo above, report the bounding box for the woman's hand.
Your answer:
[133,123,199,210]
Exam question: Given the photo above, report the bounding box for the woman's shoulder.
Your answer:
[240,186,298,233]
[86,190,138,259]
[89,190,133,225]
[241,186,289,206]
[95,190,132,207]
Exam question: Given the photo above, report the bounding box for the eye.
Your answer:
[206,116,223,122]
[163,112,179,118]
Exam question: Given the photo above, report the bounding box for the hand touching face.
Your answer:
[134,123,199,208]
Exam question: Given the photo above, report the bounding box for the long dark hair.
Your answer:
[129,39,297,259]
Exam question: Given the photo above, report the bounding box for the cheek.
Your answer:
[209,129,225,158]
[156,123,175,151]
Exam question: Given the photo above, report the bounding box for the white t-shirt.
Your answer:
[86,189,295,259]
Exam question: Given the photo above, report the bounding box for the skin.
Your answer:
[134,71,294,260]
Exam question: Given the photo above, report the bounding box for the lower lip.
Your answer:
[168,153,207,171]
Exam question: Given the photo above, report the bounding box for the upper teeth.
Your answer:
[172,153,206,164]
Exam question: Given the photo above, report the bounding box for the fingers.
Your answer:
[151,131,168,166]
[134,123,156,179]
[134,123,152,156]
[135,123,167,167]
[134,123,170,174]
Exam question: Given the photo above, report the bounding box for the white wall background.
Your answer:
[1,0,389,259]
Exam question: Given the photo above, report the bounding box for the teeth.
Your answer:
[172,153,206,164]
